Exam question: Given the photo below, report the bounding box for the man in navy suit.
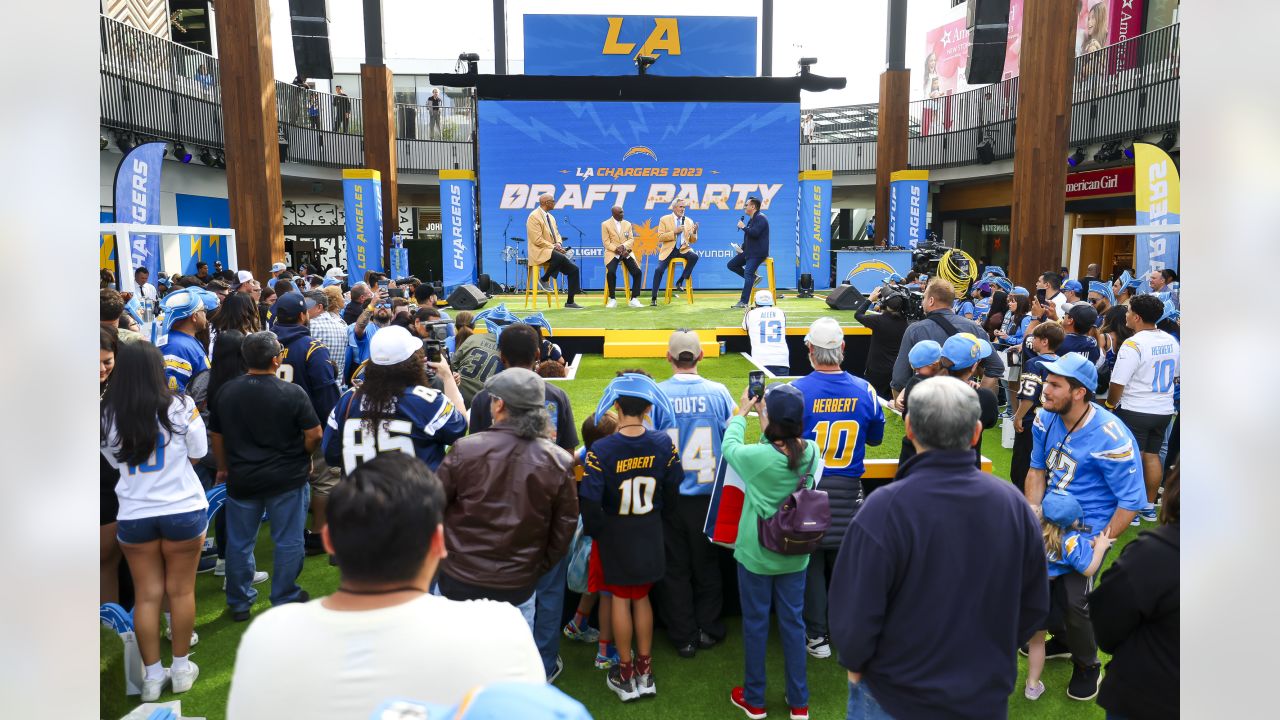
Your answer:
[728,197,770,308]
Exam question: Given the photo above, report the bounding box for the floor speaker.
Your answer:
[965,0,1011,85]
[825,284,865,311]
[447,284,489,311]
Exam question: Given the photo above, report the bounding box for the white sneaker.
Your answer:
[164,626,199,648]
[606,298,617,308]
[628,298,643,308]
[806,635,831,659]
[171,661,200,694]
[223,570,269,590]
[140,668,170,702]
[213,558,226,576]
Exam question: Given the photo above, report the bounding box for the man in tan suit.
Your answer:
[601,205,643,308]
[650,198,701,306]
[525,193,583,308]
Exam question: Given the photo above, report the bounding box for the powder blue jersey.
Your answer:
[657,374,736,495]
[1031,404,1145,574]
[323,385,468,474]
[1049,529,1096,579]
[791,370,886,479]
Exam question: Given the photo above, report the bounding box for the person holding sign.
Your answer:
[650,199,700,306]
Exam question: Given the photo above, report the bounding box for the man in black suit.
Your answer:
[728,197,770,308]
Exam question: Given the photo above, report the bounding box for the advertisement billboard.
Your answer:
[523,15,757,76]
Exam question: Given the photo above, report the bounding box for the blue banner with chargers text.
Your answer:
[113,142,166,277]
[523,15,757,76]
[799,171,833,288]
[477,99,799,289]
[440,170,478,292]
[342,169,384,278]
[888,170,930,249]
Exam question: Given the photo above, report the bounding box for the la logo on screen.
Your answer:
[602,17,682,57]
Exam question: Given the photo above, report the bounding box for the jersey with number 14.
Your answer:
[322,385,468,475]
[658,374,736,496]
[791,370,886,478]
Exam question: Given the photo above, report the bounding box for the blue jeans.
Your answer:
[225,485,307,612]
[737,563,808,708]
[728,254,764,304]
[846,681,895,719]
[532,557,568,675]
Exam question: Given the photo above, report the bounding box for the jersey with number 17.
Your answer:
[322,385,468,475]
[657,374,737,496]
[791,370,886,478]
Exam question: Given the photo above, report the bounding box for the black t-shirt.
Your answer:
[342,300,365,325]
[469,378,578,453]
[209,374,320,500]
[854,299,910,378]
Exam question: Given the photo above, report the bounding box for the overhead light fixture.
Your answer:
[635,54,658,75]
[213,149,226,168]
[1093,141,1122,164]
[173,141,192,163]
[975,134,995,164]
[798,57,818,75]
[1157,128,1177,152]
[1066,147,1086,168]
[114,131,135,153]
[100,135,108,151]
[1122,137,1142,160]
[199,147,215,165]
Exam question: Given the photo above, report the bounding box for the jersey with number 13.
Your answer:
[658,375,736,495]
[322,385,468,474]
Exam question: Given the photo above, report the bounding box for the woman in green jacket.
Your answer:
[723,382,821,719]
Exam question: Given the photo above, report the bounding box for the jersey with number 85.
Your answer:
[322,385,468,474]
[658,375,737,495]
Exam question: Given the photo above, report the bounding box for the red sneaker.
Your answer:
[730,686,768,719]
[789,706,809,719]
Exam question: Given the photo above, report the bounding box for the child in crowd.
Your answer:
[1010,322,1065,492]
[873,340,945,496]
[581,375,683,702]
[563,412,619,670]
[1025,490,1114,700]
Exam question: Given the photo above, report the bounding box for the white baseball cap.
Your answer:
[369,325,422,366]
[270,262,287,273]
[325,267,348,279]
[804,317,844,350]
[753,290,774,306]
[236,270,254,285]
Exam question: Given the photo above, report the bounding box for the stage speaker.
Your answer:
[825,283,865,311]
[965,0,1010,85]
[447,284,489,311]
[477,274,493,294]
[289,0,333,79]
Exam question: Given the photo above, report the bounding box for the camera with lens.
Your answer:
[419,320,452,366]
[879,281,926,322]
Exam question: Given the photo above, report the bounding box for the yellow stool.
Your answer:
[663,258,694,305]
[601,265,631,305]
[761,257,777,302]
[524,263,559,309]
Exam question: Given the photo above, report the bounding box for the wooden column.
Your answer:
[874,70,910,246]
[361,64,399,270]
[1010,0,1076,284]
[213,0,284,277]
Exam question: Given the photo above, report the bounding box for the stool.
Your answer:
[663,258,695,305]
[602,264,631,305]
[760,257,777,303]
[524,263,559,309]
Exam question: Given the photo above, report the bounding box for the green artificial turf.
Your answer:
[483,292,860,331]
[101,354,1138,720]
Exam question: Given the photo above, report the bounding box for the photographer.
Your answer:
[854,285,910,399]
[891,279,1005,397]
[407,307,452,393]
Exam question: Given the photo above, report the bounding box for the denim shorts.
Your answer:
[117,509,208,544]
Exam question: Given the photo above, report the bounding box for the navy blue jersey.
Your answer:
[161,331,209,393]
[1058,333,1101,365]
[1016,353,1058,413]
[323,385,467,473]
[580,430,682,585]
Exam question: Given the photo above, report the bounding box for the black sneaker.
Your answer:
[196,555,218,574]
[607,666,640,702]
[698,631,719,650]
[1067,662,1101,701]
[676,642,697,659]
[1018,635,1072,660]
[303,530,326,556]
[229,607,251,622]
[649,299,658,307]
[731,302,748,309]
[564,302,584,309]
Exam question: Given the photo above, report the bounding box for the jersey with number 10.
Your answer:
[791,370,886,478]
[658,374,736,495]
[322,385,468,474]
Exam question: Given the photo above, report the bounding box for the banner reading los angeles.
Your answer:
[477,100,799,289]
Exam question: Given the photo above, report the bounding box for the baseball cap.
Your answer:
[270,262,287,273]
[908,339,943,369]
[369,325,422,366]
[668,330,703,361]
[1066,302,1099,330]
[325,267,348,280]
[804,317,844,350]
[886,273,905,284]
[370,682,592,720]
[485,368,547,411]
[941,333,993,370]
[753,290,774,306]
[1011,286,1030,297]
[235,269,254,287]
[763,383,805,426]
[1042,352,1099,389]
[1063,279,1083,293]
[1042,489,1084,528]
[273,291,315,322]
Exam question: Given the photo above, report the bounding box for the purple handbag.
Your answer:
[757,458,830,556]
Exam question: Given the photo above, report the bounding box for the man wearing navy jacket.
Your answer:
[828,376,1048,719]
[728,197,769,308]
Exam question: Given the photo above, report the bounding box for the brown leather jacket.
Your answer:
[435,424,578,590]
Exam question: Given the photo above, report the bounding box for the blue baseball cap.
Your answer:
[274,291,316,322]
[370,682,593,720]
[763,382,805,425]
[1063,279,1083,293]
[908,339,942,369]
[1042,489,1084,528]
[886,273,905,284]
[1042,352,1099,390]
[1011,286,1030,297]
[941,333,992,370]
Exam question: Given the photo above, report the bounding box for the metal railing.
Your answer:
[394,104,474,141]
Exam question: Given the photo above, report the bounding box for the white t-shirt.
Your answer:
[227,593,544,719]
[1111,329,1180,415]
[1046,291,1070,320]
[744,306,790,369]
[101,395,209,521]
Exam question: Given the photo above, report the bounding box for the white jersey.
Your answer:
[744,306,790,369]
[1111,329,1179,414]
[101,395,210,521]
